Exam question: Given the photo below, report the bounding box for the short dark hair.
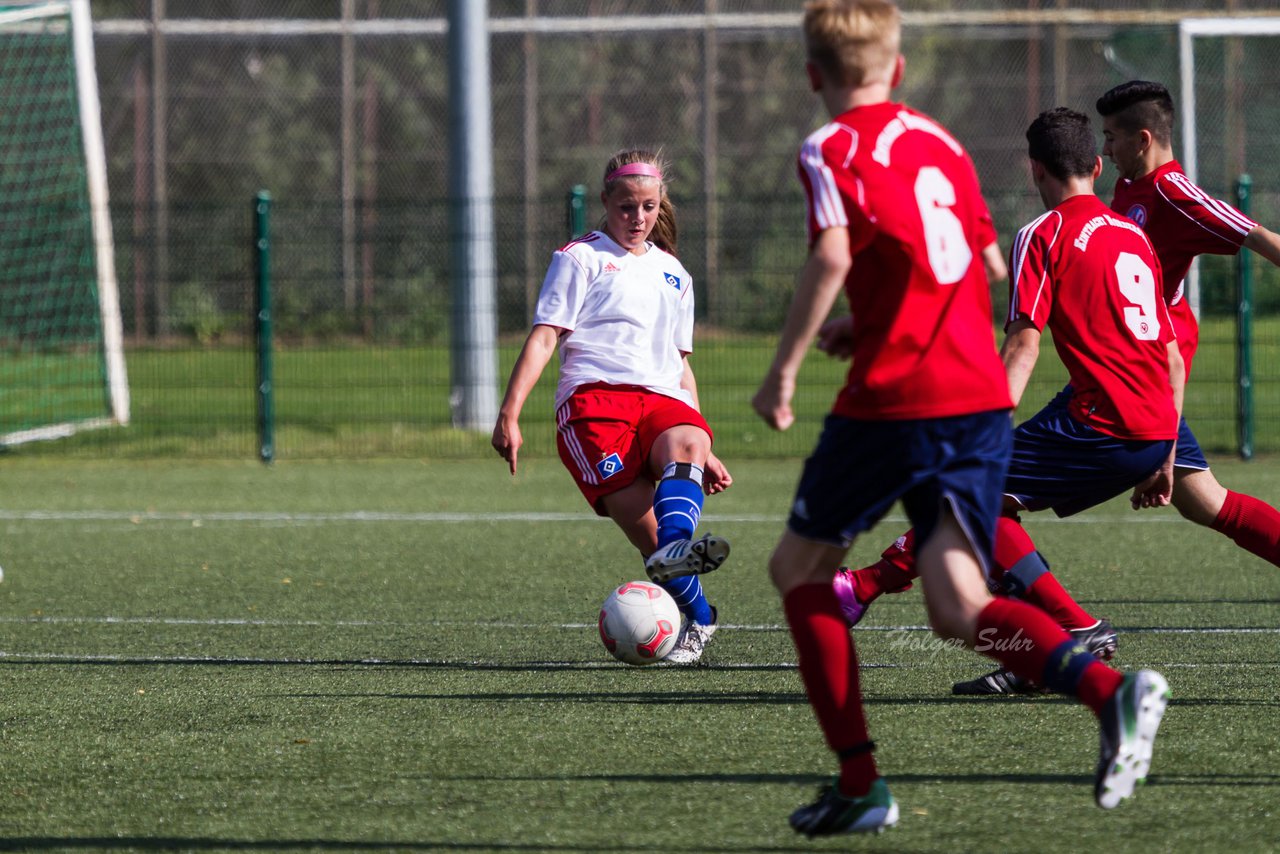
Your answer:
[1026,107,1097,180]
[1095,80,1175,146]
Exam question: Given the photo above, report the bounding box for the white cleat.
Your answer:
[1095,669,1170,809]
[663,608,719,665]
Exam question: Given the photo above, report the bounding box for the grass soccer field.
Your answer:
[0,456,1277,851]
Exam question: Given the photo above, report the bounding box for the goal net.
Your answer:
[0,0,128,446]
[1178,16,1280,319]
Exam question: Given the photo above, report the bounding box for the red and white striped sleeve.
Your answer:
[796,123,861,246]
[1156,171,1258,255]
[1006,210,1060,331]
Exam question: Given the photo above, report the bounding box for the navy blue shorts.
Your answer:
[1174,417,1209,471]
[787,410,1012,574]
[1004,388,1175,517]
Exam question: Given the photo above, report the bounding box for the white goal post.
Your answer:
[0,0,129,445]
[1178,16,1280,321]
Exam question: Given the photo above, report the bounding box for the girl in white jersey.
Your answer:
[492,149,732,665]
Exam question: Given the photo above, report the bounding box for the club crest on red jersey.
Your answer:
[1125,204,1148,227]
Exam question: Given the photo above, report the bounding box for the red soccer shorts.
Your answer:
[556,382,713,515]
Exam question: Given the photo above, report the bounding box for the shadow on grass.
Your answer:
[271,688,1280,708]
[0,840,821,852]
[0,658,801,672]
[1078,598,1280,606]
[281,689,813,704]
[266,690,1072,705]
[430,770,1280,788]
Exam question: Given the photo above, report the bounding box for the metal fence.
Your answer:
[36,1,1280,457]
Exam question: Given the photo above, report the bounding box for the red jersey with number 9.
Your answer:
[1109,160,1256,378]
[1008,194,1177,440]
[797,101,1011,421]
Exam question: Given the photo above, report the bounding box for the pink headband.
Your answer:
[605,162,663,183]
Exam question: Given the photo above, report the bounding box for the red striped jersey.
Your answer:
[1008,194,1178,440]
[1109,160,1257,376]
[796,101,1010,420]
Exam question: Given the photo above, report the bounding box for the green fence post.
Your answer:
[254,190,275,464]
[566,184,587,239]
[1235,174,1254,461]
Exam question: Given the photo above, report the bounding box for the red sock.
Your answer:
[994,517,1097,631]
[851,531,918,603]
[1212,490,1280,568]
[976,598,1122,716]
[987,515,1036,588]
[1022,574,1097,631]
[783,583,878,797]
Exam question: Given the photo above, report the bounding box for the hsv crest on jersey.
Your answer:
[664,272,682,291]
[596,452,624,479]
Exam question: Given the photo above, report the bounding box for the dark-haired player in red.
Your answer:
[752,2,1168,831]
[836,82,1280,694]
[828,109,1186,702]
[1098,79,1280,567]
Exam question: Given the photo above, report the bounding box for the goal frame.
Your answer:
[1178,16,1280,321]
[0,0,129,445]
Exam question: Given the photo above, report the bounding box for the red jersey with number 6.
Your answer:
[1109,160,1256,377]
[1008,194,1177,440]
[797,101,1012,421]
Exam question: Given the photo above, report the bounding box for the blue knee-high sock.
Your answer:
[655,462,704,547]
[659,574,714,625]
[654,462,712,624]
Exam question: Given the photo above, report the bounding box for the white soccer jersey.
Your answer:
[533,230,696,409]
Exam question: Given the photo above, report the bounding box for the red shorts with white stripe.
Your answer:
[556,382,713,516]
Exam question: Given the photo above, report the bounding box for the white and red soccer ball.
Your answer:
[598,581,681,665]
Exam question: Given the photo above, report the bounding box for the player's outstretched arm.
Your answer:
[492,324,560,475]
[1130,340,1185,510]
[752,227,852,431]
[1244,225,1280,268]
[999,319,1041,410]
[1167,339,1185,425]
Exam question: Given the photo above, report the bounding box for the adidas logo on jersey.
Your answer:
[603,261,621,273]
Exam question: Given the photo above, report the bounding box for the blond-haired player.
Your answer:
[494,149,732,665]
[752,1,1168,834]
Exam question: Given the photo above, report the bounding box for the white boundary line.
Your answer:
[3,615,1277,634]
[0,509,1189,524]
[0,651,812,668]
[0,650,1272,669]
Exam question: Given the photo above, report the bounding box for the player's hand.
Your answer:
[1130,457,1174,510]
[491,414,523,475]
[703,452,733,495]
[752,373,796,431]
[816,315,854,359]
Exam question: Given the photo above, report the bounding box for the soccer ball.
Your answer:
[598,580,682,665]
